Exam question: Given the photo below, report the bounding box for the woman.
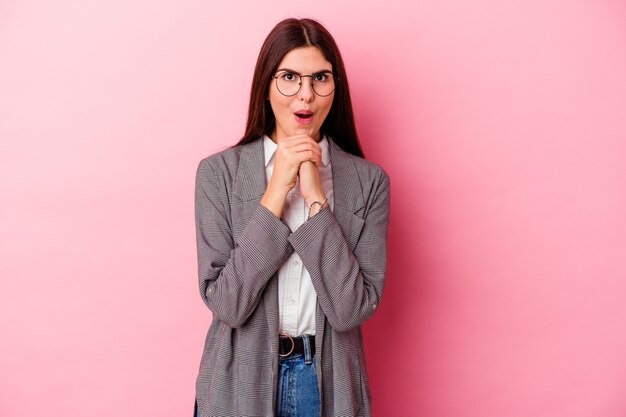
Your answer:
[194,18,390,417]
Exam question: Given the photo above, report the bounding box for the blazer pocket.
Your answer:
[334,207,365,251]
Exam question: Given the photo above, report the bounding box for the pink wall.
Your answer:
[1,1,625,416]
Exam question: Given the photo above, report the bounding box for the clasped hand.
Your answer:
[261,133,326,219]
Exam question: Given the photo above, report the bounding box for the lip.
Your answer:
[294,110,314,126]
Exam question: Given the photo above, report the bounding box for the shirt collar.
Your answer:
[263,135,331,167]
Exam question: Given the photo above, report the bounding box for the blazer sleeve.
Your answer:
[288,168,391,332]
[195,158,294,328]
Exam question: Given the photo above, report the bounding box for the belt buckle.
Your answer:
[279,334,295,357]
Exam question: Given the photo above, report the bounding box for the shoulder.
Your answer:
[330,140,390,187]
[197,141,251,171]
[196,140,259,180]
[351,154,390,184]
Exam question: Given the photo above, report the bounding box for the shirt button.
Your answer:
[293,260,300,266]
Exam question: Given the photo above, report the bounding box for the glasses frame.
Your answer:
[272,70,336,97]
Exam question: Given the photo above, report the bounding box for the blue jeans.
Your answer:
[276,335,320,417]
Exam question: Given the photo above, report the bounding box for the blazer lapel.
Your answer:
[231,140,269,243]
[233,139,266,203]
[329,139,366,250]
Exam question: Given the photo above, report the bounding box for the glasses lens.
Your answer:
[312,73,335,97]
[276,73,300,96]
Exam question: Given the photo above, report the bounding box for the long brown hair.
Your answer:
[235,18,364,158]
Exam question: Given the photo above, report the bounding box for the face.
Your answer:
[268,46,334,142]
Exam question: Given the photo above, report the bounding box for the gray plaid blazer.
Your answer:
[194,137,390,417]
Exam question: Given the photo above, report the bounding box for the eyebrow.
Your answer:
[275,68,333,75]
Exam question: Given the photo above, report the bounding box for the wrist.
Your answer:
[261,185,290,219]
[307,197,329,220]
[304,191,326,208]
[266,181,292,197]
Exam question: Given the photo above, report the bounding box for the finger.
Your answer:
[284,141,322,158]
[278,135,318,149]
[276,142,319,162]
[292,143,322,160]
[295,150,322,166]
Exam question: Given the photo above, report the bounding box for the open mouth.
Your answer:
[295,111,313,120]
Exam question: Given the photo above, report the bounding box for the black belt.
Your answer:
[279,335,315,357]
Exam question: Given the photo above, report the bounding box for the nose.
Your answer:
[297,77,315,102]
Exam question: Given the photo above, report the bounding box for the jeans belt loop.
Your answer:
[303,334,313,365]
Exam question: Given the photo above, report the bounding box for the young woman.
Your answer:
[194,18,390,417]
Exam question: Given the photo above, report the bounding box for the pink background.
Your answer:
[1,0,626,416]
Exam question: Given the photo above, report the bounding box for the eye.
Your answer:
[279,72,299,82]
[314,73,330,82]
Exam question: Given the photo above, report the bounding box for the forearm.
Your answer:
[289,207,387,332]
[197,204,294,328]
[260,184,290,219]
[289,170,391,331]
[196,157,294,327]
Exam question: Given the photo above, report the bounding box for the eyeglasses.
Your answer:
[272,70,336,97]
